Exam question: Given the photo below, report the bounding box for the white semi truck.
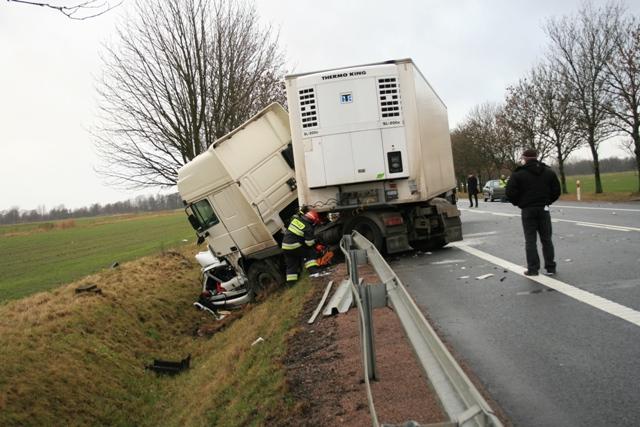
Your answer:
[177,103,298,298]
[285,58,461,253]
[178,59,461,298]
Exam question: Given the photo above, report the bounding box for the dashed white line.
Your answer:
[554,204,640,213]
[452,243,640,328]
[461,208,640,232]
[464,231,498,237]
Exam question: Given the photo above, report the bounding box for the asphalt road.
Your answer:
[389,199,640,427]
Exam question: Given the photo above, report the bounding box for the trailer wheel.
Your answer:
[247,260,284,302]
[344,217,384,253]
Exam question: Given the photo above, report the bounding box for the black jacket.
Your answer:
[467,176,479,194]
[506,160,561,208]
[281,214,316,250]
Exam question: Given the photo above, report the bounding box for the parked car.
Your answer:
[483,180,507,202]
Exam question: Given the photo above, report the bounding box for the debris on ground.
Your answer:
[110,262,119,269]
[75,283,102,295]
[146,354,191,375]
[196,309,245,337]
[251,337,265,346]
[475,274,494,280]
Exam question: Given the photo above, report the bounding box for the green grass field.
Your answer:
[0,211,194,301]
[562,170,639,193]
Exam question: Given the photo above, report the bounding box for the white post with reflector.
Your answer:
[576,180,581,201]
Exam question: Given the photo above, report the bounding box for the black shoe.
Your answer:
[545,268,556,276]
[524,270,539,276]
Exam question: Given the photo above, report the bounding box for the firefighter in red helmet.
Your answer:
[281,207,322,283]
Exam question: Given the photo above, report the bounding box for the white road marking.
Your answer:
[554,205,640,213]
[464,231,498,237]
[431,259,466,265]
[576,223,630,232]
[452,243,640,328]
[556,219,640,232]
[462,208,640,232]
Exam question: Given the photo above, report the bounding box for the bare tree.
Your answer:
[605,16,640,192]
[544,1,623,193]
[7,0,120,20]
[503,74,555,161]
[531,63,583,193]
[465,103,521,177]
[94,0,286,188]
[451,125,486,189]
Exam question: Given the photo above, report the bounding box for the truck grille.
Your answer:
[299,88,318,128]
[378,77,401,118]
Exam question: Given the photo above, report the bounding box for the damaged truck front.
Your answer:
[177,103,298,300]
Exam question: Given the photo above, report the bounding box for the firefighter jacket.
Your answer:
[282,214,316,250]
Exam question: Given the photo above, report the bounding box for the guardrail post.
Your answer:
[351,249,377,381]
[361,283,377,381]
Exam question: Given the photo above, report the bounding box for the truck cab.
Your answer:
[178,103,299,298]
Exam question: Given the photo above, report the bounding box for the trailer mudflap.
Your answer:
[443,215,462,243]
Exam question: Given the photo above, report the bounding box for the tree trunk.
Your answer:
[588,132,603,194]
[556,142,568,194]
[633,126,640,193]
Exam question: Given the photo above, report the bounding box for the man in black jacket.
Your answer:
[506,149,561,276]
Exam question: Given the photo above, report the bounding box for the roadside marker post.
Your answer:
[576,180,581,201]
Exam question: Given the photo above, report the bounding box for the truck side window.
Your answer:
[192,199,220,230]
[281,143,295,170]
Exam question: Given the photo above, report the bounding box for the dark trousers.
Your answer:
[283,245,318,282]
[468,191,478,207]
[521,206,556,272]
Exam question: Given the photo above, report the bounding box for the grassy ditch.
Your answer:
[0,246,311,426]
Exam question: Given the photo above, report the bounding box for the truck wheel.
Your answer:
[410,237,446,252]
[344,217,384,252]
[247,260,284,302]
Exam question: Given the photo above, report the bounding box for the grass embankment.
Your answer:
[558,170,640,201]
[0,211,193,301]
[0,246,311,426]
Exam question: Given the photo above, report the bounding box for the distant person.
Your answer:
[499,174,509,202]
[467,174,479,208]
[506,149,561,276]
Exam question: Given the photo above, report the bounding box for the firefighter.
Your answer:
[282,208,322,283]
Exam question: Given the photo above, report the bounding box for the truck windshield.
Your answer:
[191,199,220,230]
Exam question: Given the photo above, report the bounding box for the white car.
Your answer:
[194,251,250,312]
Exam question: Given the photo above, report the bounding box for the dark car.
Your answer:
[483,180,506,202]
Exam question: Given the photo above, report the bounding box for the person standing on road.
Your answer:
[506,149,561,276]
[467,173,479,208]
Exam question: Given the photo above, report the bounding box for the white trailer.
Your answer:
[177,103,298,296]
[285,58,462,252]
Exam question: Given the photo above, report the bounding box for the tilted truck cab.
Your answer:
[177,103,298,297]
[285,58,462,253]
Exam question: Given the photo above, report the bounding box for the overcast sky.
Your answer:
[1,0,638,212]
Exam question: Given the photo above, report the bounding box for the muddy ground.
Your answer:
[282,263,447,426]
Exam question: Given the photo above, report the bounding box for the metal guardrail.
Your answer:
[343,231,502,427]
